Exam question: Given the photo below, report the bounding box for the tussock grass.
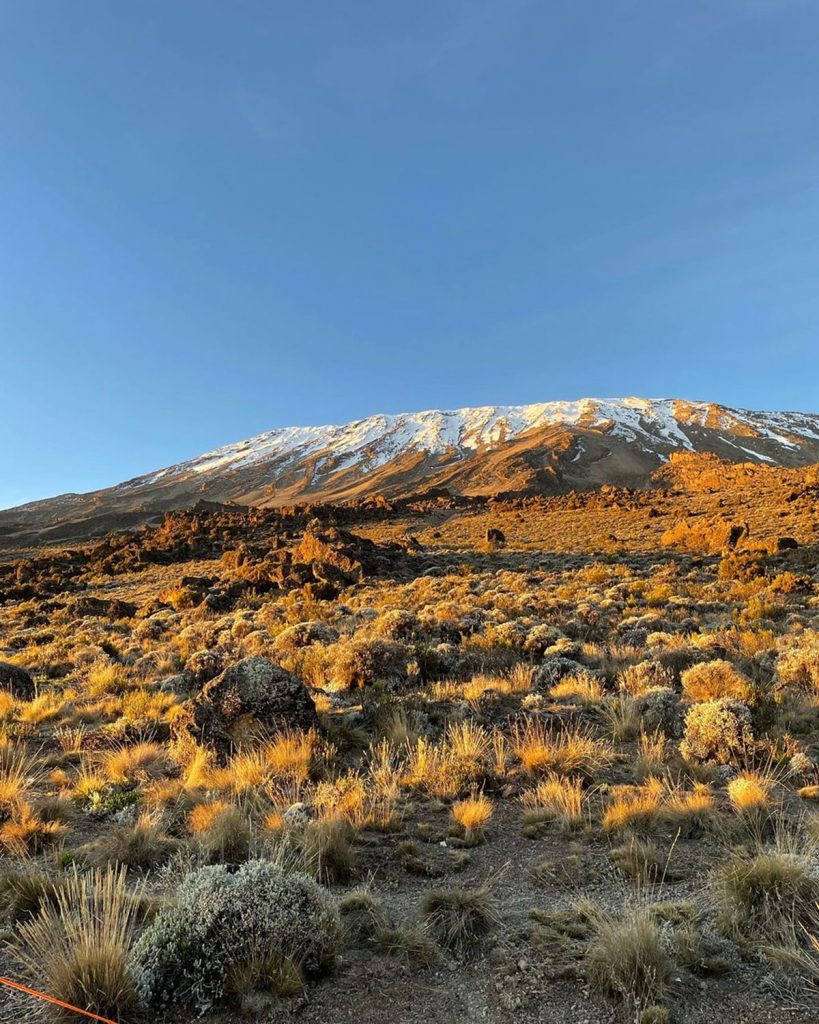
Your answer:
[714,830,819,945]
[520,774,588,831]
[634,730,667,782]
[603,779,715,835]
[585,903,671,1012]
[189,800,251,863]
[420,883,499,955]
[451,790,493,843]
[99,741,172,786]
[7,865,142,1023]
[550,672,605,705]
[511,721,614,779]
[82,811,176,869]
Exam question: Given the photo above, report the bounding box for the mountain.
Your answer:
[3,397,819,547]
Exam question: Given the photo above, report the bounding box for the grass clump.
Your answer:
[586,904,671,1014]
[82,812,177,869]
[511,721,614,779]
[520,774,588,832]
[0,867,59,923]
[714,839,819,945]
[7,865,142,1023]
[188,800,251,864]
[338,886,389,946]
[297,818,357,884]
[451,790,493,844]
[420,883,499,956]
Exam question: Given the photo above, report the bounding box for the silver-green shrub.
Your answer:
[679,698,754,765]
[133,859,340,1013]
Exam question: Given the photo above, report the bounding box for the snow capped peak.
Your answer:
[124,396,819,493]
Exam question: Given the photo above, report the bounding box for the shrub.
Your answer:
[133,859,340,1013]
[7,865,141,1022]
[776,632,819,693]
[272,620,339,654]
[634,688,682,738]
[328,638,410,689]
[681,660,755,704]
[680,699,754,765]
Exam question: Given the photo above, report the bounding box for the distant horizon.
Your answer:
[5,391,819,512]
[4,2,819,509]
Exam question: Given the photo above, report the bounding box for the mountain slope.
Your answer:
[3,397,819,546]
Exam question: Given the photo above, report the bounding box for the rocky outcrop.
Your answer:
[70,596,137,619]
[172,657,317,760]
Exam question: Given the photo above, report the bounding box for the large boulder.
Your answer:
[172,657,317,759]
[0,662,35,700]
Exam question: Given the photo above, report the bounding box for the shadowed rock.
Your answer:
[0,661,35,700]
[172,656,317,760]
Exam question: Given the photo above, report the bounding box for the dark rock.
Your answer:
[0,661,35,700]
[726,523,749,549]
[70,596,137,619]
[172,657,317,761]
[776,536,799,551]
[204,589,233,612]
[157,672,194,697]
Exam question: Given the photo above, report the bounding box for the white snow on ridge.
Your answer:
[119,397,819,491]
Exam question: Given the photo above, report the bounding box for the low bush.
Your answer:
[133,859,340,1013]
[680,699,754,765]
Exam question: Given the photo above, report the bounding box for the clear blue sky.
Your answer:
[3,1,819,509]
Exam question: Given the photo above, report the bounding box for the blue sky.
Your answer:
[3,1,819,509]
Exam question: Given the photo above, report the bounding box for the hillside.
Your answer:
[1,455,819,1023]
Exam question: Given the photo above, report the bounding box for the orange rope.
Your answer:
[0,976,121,1024]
